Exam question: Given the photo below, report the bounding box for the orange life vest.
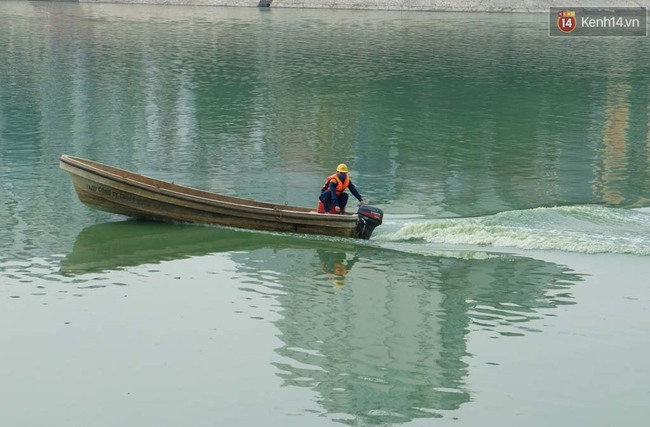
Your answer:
[322,173,350,195]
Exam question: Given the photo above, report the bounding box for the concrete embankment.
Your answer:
[77,0,650,13]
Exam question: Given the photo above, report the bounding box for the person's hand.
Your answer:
[359,200,368,206]
[334,206,341,214]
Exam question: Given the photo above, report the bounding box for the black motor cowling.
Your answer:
[355,205,383,240]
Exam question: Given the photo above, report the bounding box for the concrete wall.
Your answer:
[79,1,262,7]
[77,0,650,12]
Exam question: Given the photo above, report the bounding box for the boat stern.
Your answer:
[355,205,383,240]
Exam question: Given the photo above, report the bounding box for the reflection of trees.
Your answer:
[252,248,581,425]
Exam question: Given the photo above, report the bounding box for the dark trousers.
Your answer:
[319,190,349,213]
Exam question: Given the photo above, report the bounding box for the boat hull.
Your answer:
[60,155,364,238]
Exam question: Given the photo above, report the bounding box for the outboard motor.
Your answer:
[356,205,383,240]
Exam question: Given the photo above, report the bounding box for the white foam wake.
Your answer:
[380,206,650,255]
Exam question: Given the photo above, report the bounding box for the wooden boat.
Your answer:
[59,155,383,239]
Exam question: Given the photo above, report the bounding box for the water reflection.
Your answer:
[317,249,359,288]
[3,4,650,263]
[60,221,355,276]
[265,249,579,424]
[595,80,630,205]
[61,221,582,425]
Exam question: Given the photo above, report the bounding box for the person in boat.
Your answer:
[318,163,367,214]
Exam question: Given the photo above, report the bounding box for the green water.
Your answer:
[1,2,649,426]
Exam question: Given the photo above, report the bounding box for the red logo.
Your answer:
[557,10,577,33]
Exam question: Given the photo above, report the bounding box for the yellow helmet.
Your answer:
[336,163,349,173]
